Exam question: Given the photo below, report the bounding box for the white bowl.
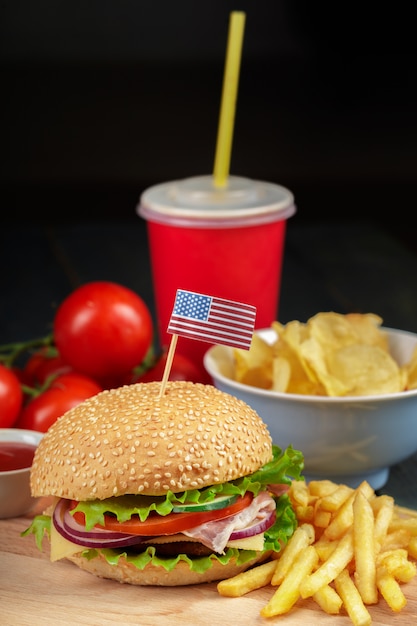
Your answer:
[204,327,417,489]
[0,428,43,518]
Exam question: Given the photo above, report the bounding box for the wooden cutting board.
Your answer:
[1,500,416,626]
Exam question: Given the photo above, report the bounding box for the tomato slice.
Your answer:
[72,492,253,536]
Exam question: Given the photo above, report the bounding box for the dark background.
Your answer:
[2,1,416,240]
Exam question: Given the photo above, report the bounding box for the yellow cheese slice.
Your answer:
[227,533,265,551]
[50,518,85,562]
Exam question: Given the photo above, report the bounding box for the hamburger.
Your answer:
[24,381,304,586]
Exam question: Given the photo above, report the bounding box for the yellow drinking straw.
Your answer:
[213,11,246,188]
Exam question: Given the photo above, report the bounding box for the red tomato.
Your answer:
[0,364,23,427]
[72,493,253,536]
[24,348,73,385]
[11,366,33,387]
[36,355,74,384]
[24,348,51,384]
[135,351,204,383]
[16,373,102,432]
[53,282,153,382]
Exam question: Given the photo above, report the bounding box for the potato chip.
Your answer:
[272,321,325,394]
[405,345,417,390]
[326,344,403,395]
[271,356,291,392]
[233,334,273,388]
[272,320,320,385]
[232,312,413,396]
[345,313,387,350]
[309,311,361,351]
[299,336,350,396]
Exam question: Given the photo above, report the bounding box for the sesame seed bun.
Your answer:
[31,381,273,500]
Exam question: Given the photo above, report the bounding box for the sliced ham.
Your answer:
[268,483,290,497]
[182,491,276,554]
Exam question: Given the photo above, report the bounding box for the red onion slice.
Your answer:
[53,499,148,548]
[229,509,276,540]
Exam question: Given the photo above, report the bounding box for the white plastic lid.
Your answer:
[138,175,296,228]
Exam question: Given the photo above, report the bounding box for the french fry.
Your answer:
[313,506,332,529]
[323,481,373,541]
[394,504,417,519]
[289,480,310,507]
[377,549,417,583]
[217,560,277,597]
[313,536,338,562]
[376,565,407,612]
[380,528,411,551]
[391,558,416,584]
[319,483,353,512]
[372,494,394,552]
[260,546,318,617]
[308,479,339,498]
[409,535,417,559]
[294,504,315,523]
[313,584,343,614]
[389,516,417,536]
[377,547,408,566]
[299,530,354,598]
[335,568,372,626]
[352,491,378,604]
[271,523,315,586]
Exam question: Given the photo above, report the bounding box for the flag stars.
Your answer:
[174,292,211,321]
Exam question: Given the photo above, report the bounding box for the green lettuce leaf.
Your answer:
[21,514,51,550]
[264,493,298,552]
[80,545,260,574]
[73,444,304,530]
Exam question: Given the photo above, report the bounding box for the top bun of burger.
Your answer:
[31,381,273,501]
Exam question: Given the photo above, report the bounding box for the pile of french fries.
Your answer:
[218,480,417,625]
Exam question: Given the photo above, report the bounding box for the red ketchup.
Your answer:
[0,442,37,472]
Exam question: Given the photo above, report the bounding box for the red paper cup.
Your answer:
[138,175,296,379]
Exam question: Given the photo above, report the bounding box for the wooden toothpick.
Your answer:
[158,333,178,398]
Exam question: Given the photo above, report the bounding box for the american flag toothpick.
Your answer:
[158,289,256,398]
[167,289,256,350]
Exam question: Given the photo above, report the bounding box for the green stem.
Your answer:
[0,334,54,367]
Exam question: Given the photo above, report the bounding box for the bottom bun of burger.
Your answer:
[67,551,272,586]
